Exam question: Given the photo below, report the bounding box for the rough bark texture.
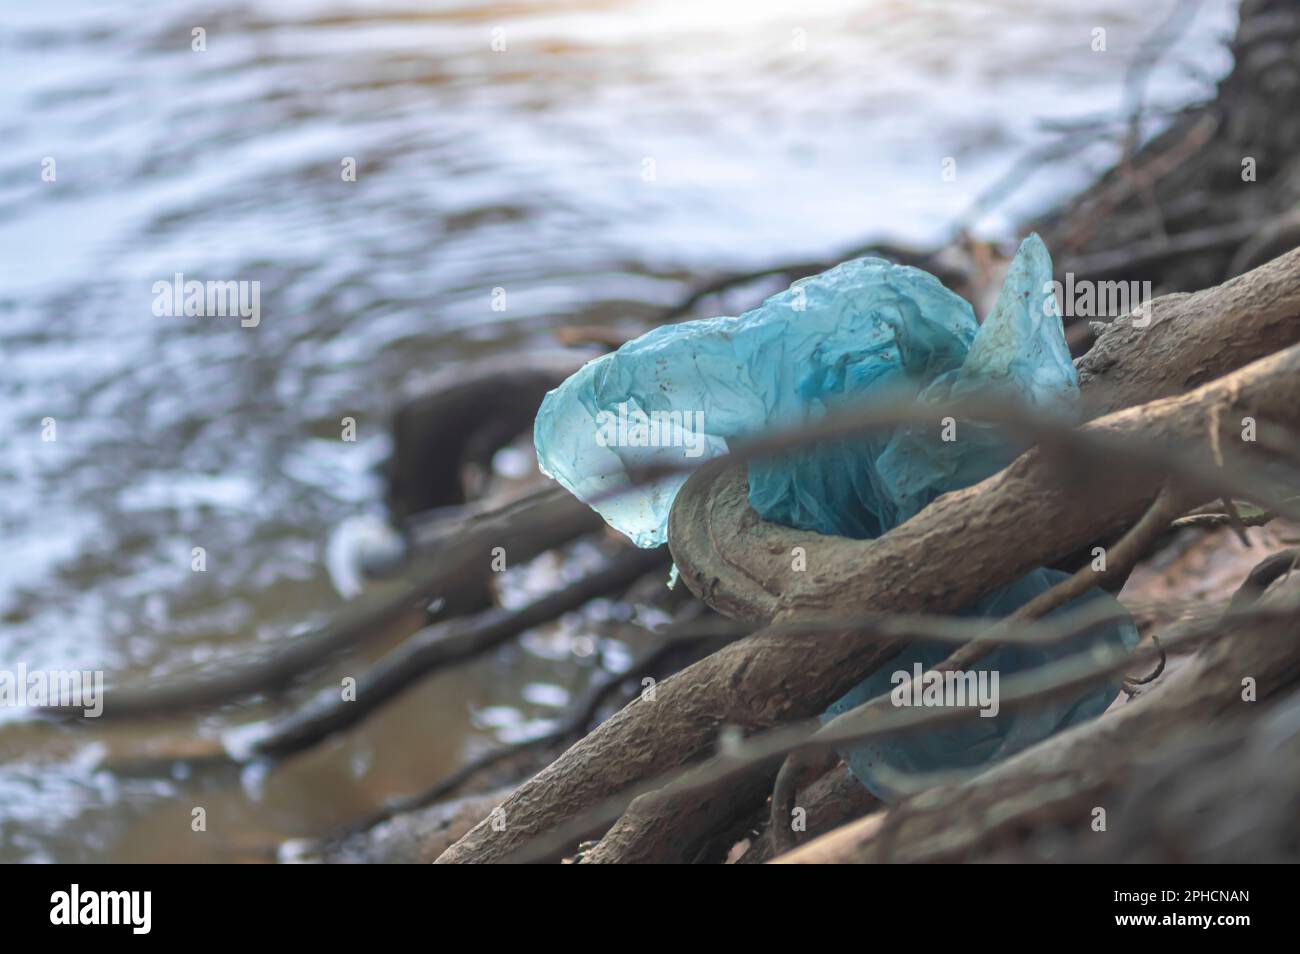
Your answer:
[773,579,1300,863]
[434,252,1300,864]
[1075,246,1300,415]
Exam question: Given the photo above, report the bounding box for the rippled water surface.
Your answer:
[0,0,1237,861]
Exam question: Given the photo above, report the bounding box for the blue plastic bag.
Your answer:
[535,234,1135,798]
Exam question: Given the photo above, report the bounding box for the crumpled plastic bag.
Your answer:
[534,234,1136,798]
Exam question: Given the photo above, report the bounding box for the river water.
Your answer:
[0,0,1236,861]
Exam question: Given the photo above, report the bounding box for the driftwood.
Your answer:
[433,248,1300,863]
